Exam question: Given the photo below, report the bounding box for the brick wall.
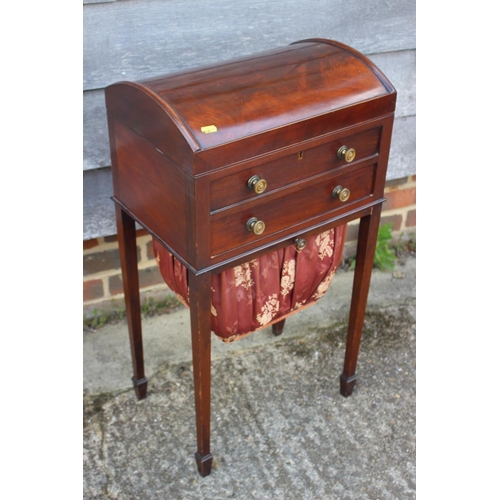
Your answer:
[83,175,416,319]
[343,175,416,257]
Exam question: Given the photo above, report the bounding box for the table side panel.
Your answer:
[372,116,395,195]
[111,120,191,263]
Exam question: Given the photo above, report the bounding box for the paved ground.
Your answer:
[83,256,416,499]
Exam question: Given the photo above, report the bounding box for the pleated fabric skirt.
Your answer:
[153,225,346,342]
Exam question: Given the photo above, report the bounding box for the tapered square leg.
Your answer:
[195,452,213,477]
[115,206,148,400]
[272,319,286,336]
[188,270,213,476]
[340,374,357,397]
[341,205,382,397]
[132,376,148,400]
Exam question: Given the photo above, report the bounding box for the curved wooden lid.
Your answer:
[111,39,394,152]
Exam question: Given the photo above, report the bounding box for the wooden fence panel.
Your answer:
[83,0,416,238]
[84,0,416,91]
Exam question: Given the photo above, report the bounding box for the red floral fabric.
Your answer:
[153,225,346,342]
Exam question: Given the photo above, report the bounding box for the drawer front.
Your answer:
[210,126,381,212]
[210,162,376,257]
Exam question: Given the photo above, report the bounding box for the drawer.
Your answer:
[210,162,376,257]
[210,126,381,212]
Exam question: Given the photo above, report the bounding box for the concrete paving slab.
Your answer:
[83,257,416,499]
[84,257,416,395]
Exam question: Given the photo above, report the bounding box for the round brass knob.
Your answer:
[295,238,307,252]
[246,217,266,235]
[247,175,268,194]
[337,145,356,163]
[332,185,351,202]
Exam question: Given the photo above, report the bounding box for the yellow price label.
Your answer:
[200,125,218,134]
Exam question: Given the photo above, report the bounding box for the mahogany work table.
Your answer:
[105,38,396,477]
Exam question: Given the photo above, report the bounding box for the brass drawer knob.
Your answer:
[247,175,268,194]
[332,185,351,202]
[337,145,356,163]
[246,217,266,235]
[295,238,307,252]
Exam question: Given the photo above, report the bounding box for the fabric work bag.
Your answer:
[153,225,346,342]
